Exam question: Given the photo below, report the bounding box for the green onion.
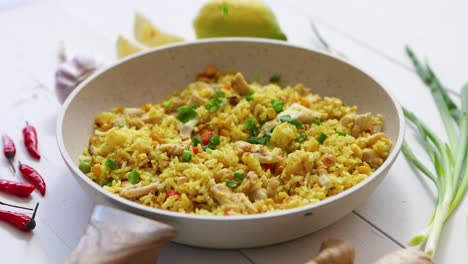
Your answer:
[204,96,226,113]
[127,169,140,184]
[271,99,284,113]
[116,121,128,128]
[243,118,258,136]
[313,119,322,125]
[181,150,193,162]
[264,129,272,137]
[233,172,245,181]
[102,178,112,187]
[192,136,202,146]
[247,136,269,145]
[213,87,225,97]
[221,1,229,16]
[269,74,281,83]
[104,159,117,170]
[246,89,254,102]
[296,133,307,142]
[336,131,347,136]
[162,100,173,108]
[79,161,91,173]
[316,132,327,144]
[176,105,198,123]
[279,115,303,129]
[206,135,221,150]
[224,179,238,188]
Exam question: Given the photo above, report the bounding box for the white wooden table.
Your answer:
[0,0,467,263]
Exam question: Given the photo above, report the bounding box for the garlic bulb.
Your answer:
[55,43,104,104]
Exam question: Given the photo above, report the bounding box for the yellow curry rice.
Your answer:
[79,68,392,216]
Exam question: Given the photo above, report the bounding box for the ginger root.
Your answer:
[373,248,434,264]
[306,239,355,264]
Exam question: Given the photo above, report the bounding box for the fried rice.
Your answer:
[79,67,392,216]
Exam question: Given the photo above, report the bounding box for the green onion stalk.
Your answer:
[310,21,468,256]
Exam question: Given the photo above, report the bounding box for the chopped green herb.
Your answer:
[296,133,307,142]
[192,136,202,146]
[279,115,303,129]
[213,87,225,97]
[181,150,193,162]
[225,179,238,188]
[163,100,173,108]
[246,89,254,101]
[248,136,269,145]
[313,119,322,125]
[243,118,258,136]
[336,131,347,136]
[104,159,117,170]
[79,161,91,173]
[252,72,260,82]
[102,178,113,187]
[316,132,328,144]
[233,172,245,181]
[269,74,281,83]
[127,169,140,184]
[116,121,128,128]
[271,99,284,113]
[176,105,198,123]
[207,135,221,150]
[221,1,229,16]
[264,129,272,137]
[204,96,226,113]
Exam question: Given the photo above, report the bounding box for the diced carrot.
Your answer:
[205,65,218,76]
[261,163,274,171]
[92,164,101,177]
[224,208,230,216]
[201,131,213,145]
[193,147,199,155]
[224,84,231,90]
[165,190,179,201]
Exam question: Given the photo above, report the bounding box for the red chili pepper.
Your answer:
[201,131,213,145]
[19,163,46,196]
[0,179,34,197]
[23,122,41,160]
[0,203,38,232]
[164,190,179,201]
[192,147,199,155]
[2,135,16,173]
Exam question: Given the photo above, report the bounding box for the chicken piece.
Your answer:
[362,148,384,168]
[250,188,268,201]
[340,113,375,137]
[361,132,385,148]
[178,117,199,138]
[231,72,250,96]
[267,177,281,195]
[123,107,144,117]
[279,103,323,124]
[321,155,336,167]
[188,91,208,106]
[155,142,190,156]
[318,168,332,189]
[233,141,284,164]
[211,183,257,214]
[120,181,159,199]
[164,99,186,113]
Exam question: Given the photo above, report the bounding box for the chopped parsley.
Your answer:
[162,100,173,108]
[279,115,303,129]
[116,121,128,128]
[102,178,113,187]
[269,74,281,83]
[243,118,258,136]
[213,87,225,97]
[233,172,245,181]
[316,132,328,144]
[225,179,238,188]
[313,119,322,125]
[271,99,284,113]
[104,159,117,170]
[127,169,140,184]
[296,133,307,142]
[176,105,198,123]
[336,131,347,136]
[192,136,202,146]
[181,150,193,162]
[204,96,226,113]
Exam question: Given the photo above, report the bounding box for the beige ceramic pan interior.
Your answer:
[57,38,404,248]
